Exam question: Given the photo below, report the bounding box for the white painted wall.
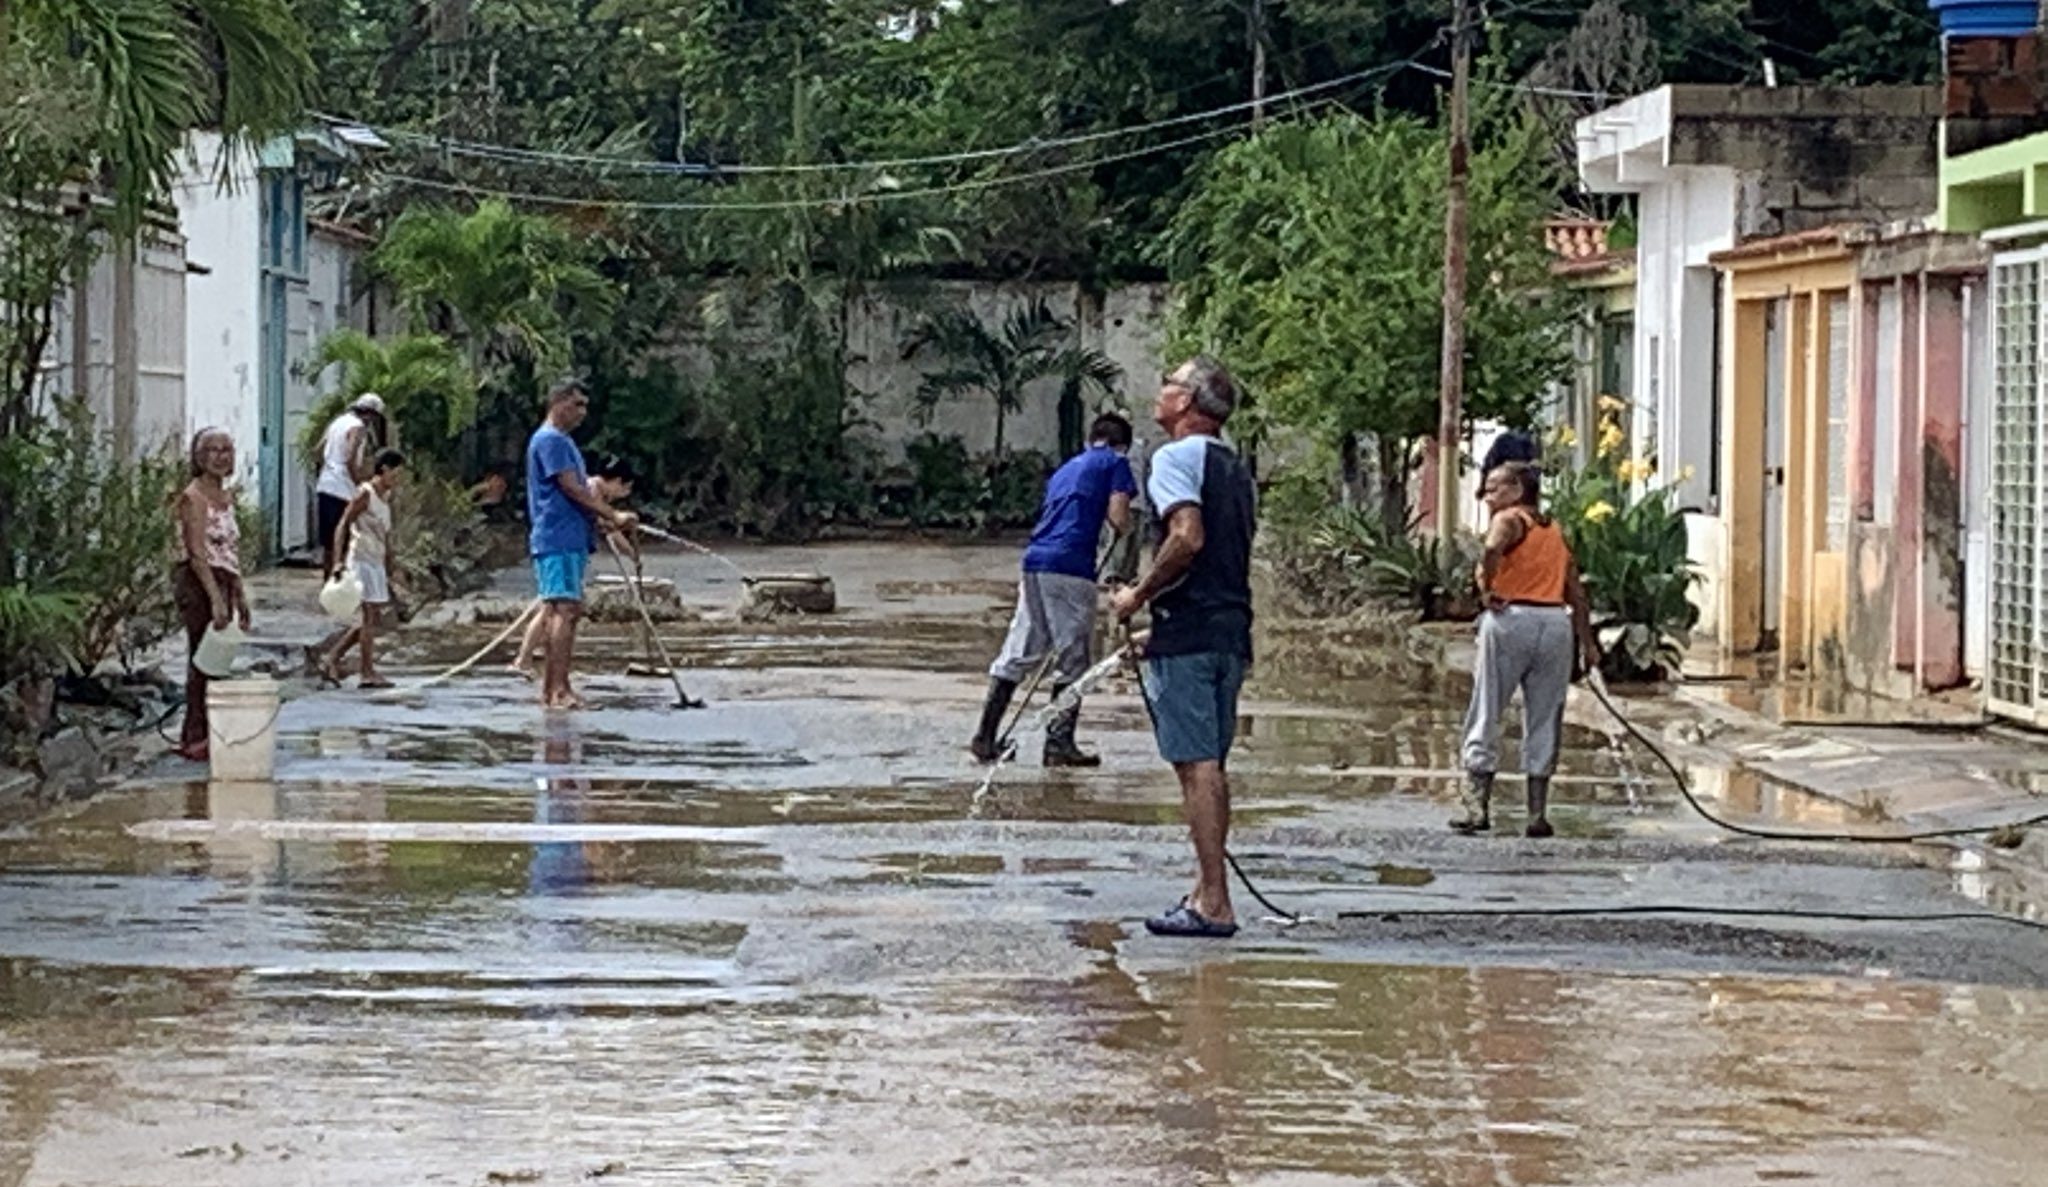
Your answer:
[1635,169,1736,513]
[173,131,263,493]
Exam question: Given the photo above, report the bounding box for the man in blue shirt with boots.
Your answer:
[969,413,1138,767]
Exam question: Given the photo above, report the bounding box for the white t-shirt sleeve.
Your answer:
[1147,437,1206,514]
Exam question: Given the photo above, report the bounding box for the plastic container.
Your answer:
[207,678,280,782]
[320,567,364,621]
[1928,0,2039,36]
[192,623,245,679]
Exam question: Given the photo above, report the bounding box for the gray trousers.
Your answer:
[1461,605,1574,778]
[990,571,1098,684]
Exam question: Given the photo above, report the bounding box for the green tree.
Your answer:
[901,298,1122,460]
[296,331,479,475]
[1,0,311,427]
[371,199,616,474]
[1165,108,1573,533]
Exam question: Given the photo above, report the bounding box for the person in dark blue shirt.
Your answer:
[970,413,1138,766]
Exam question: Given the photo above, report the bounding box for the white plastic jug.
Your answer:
[206,678,280,782]
[320,567,364,621]
[192,623,245,679]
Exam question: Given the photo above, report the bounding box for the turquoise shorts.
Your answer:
[533,551,587,602]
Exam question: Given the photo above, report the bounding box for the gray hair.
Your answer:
[1179,355,1239,423]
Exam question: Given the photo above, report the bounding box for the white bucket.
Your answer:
[193,623,245,678]
[207,678,280,782]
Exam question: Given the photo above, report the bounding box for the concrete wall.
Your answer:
[280,230,369,552]
[173,132,264,493]
[665,280,1174,462]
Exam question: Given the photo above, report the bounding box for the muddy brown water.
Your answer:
[4,542,2047,1186]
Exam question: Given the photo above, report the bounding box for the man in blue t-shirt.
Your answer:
[527,379,635,711]
[970,413,1138,767]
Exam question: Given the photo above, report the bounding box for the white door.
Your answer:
[1762,298,1788,644]
[1963,276,1992,680]
[1988,248,2046,721]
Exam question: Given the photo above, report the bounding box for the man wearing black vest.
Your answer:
[1110,355,1256,939]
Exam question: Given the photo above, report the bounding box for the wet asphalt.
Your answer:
[2,540,2046,1186]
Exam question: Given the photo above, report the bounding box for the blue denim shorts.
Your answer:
[1142,651,1248,765]
[533,550,588,602]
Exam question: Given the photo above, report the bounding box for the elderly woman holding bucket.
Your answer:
[172,427,251,763]
[1452,461,1600,839]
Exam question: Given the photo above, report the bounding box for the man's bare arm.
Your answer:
[1127,505,1204,607]
[554,471,628,528]
[1106,491,1133,536]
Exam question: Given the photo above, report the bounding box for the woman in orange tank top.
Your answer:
[1452,462,1600,838]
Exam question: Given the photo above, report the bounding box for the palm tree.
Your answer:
[297,331,478,476]
[373,199,617,385]
[901,299,1123,460]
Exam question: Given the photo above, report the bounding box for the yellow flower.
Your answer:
[1678,464,1696,482]
[1597,422,1626,458]
[1554,425,1579,448]
[1596,394,1628,413]
[1616,458,1644,483]
[1583,500,1617,523]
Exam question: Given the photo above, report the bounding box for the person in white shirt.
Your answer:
[316,393,386,578]
[321,449,406,689]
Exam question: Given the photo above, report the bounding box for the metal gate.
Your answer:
[1988,247,2046,721]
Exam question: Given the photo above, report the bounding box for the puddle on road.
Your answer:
[3,947,2045,1186]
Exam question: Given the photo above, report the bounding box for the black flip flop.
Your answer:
[1144,902,1239,939]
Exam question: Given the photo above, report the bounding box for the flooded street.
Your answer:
[3,541,2046,1186]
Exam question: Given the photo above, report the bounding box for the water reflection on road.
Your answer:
[0,541,2044,1186]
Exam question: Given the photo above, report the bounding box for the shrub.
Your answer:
[1267,502,1479,621]
[1550,424,1700,682]
[0,399,183,679]
[391,471,502,602]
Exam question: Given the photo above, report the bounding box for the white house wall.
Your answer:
[1636,171,1736,513]
[173,131,264,494]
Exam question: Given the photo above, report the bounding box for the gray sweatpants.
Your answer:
[1461,605,1574,778]
[990,571,1099,684]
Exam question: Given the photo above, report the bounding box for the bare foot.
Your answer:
[509,658,535,681]
[359,674,394,690]
[545,690,587,711]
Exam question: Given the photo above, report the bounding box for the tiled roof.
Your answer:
[1544,217,1611,261]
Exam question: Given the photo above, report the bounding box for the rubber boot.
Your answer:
[969,678,1018,764]
[1524,775,1555,839]
[1042,684,1101,768]
[1449,772,1493,834]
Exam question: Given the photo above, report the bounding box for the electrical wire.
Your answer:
[333,59,1410,178]
[367,91,1362,213]
[1406,60,1614,102]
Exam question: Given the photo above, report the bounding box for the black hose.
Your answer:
[1333,903,2048,932]
[1583,674,2048,844]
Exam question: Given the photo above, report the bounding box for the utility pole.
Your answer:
[1432,0,1473,537]
[1249,0,1267,125]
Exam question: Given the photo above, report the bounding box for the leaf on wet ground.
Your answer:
[485,1171,544,1185]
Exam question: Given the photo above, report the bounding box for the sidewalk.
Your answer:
[1412,619,2048,893]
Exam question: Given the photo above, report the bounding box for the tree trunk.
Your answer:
[992,399,1007,460]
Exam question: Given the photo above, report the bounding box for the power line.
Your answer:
[1408,60,1613,102]
[330,59,1412,178]
[366,82,1389,214]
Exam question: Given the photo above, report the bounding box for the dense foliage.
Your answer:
[1167,107,1574,533]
